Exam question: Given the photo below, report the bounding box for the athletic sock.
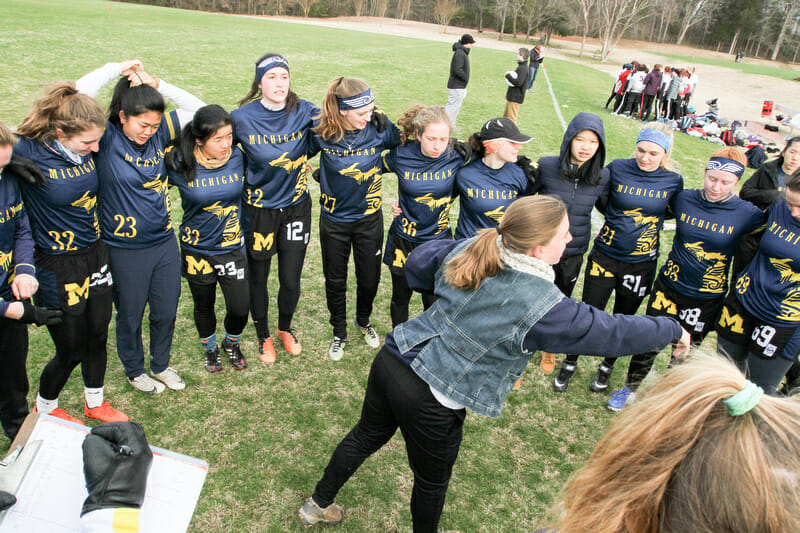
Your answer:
[225,333,241,346]
[84,387,104,409]
[36,394,58,415]
[201,333,218,351]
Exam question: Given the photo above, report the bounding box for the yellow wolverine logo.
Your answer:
[769,258,800,321]
[684,241,728,293]
[0,251,12,272]
[484,206,506,223]
[203,202,241,247]
[364,175,382,214]
[293,167,308,203]
[64,277,90,306]
[203,201,238,219]
[340,163,379,184]
[270,152,307,172]
[71,191,97,213]
[415,194,452,234]
[624,208,660,255]
[142,177,168,195]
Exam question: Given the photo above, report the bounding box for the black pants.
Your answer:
[623,91,642,116]
[717,336,794,395]
[390,271,436,327]
[0,317,29,440]
[320,211,384,339]
[553,254,584,298]
[188,280,249,339]
[641,94,656,121]
[39,290,112,399]
[312,347,465,532]
[605,89,617,109]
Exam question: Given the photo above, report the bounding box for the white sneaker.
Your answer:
[328,337,347,361]
[151,367,186,390]
[128,373,166,394]
[355,318,380,349]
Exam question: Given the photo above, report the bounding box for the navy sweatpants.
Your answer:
[108,236,181,378]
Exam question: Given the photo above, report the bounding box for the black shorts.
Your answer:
[182,248,248,286]
[242,196,311,260]
[585,250,656,300]
[34,240,113,315]
[716,291,797,359]
[383,229,452,276]
[646,276,723,343]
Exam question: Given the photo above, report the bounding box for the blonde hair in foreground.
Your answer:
[0,121,16,147]
[554,353,800,533]
[637,121,676,171]
[444,195,566,290]
[313,77,370,143]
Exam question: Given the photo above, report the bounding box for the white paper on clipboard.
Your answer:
[0,415,208,532]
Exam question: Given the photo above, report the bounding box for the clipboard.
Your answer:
[0,413,208,532]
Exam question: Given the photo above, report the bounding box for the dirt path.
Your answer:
[268,15,799,142]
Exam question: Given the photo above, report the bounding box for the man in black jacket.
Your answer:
[445,34,475,126]
[503,48,530,125]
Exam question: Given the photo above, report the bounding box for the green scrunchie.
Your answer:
[723,381,763,416]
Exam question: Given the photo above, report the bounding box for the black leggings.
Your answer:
[390,271,436,328]
[249,247,307,339]
[0,317,29,440]
[189,279,249,339]
[39,289,113,400]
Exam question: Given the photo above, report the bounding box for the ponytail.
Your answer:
[312,77,370,143]
[17,81,105,143]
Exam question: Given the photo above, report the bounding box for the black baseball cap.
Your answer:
[461,34,475,45]
[480,118,532,143]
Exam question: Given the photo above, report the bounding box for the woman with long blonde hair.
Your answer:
[299,195,690,532]
[547,353,800,533]
[554,121,683,394]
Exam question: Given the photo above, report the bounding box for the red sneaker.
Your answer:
[277,329,302,355]
[85,400,129,423]
[34,406,85,425]
[258,336,277,364]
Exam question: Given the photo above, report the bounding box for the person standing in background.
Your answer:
[526,45,544,92]
[503,48,530,125]
[445,34,474,126]
[640,64,662,121]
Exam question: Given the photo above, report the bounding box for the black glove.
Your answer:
[0,490,16,512]
[19,300,62,326]
[81,421,153,517]
[451,139,472,163]
[516,155,539,190]
[370,109,389,133]
[312,168,321,183]
[6,154,45,187]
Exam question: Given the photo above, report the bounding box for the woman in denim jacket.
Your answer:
[298,195,690,532]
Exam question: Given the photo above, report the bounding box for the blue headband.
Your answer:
[722,381,763,416]
[256,56,289,83]
[637,129,672,153]
[338,89,374,110]
[707,156,745,178]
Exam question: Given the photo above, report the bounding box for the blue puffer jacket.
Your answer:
[537,112,609,258]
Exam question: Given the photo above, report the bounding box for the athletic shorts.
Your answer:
[383,229,452,276]
[646,276,723,343]
[242,196,311,260]
[182,247,247,286]
[716,291,798,359]
[34,239,113,315]
[585,249,656,300]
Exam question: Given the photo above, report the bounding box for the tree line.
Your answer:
[119,0,800,63]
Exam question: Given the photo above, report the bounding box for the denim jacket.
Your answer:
[393,240,563,418]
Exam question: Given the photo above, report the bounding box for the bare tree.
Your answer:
[396,0,412,19]
[352,0,366,15]
[523,0,543,41]
[509,0,526,37]
[596,0,654,60]
[771,0,799,59]
[371,0,389,16]
[675,0,717,44]
[573,0,598,56]
[496,0,511,38]
[296,0,316,16]
[434,0,461,27]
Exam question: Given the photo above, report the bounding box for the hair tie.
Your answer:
[65,88,78,96]
[723,381,763,416]
[496,226,502,235]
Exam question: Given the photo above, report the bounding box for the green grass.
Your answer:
[2,1,732,531]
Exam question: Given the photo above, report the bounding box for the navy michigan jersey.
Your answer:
[737,199,800,326]
[454,158,529,239]
[311,122,401,223]
[593,158,683,263]
[169,147,246,255]
[383,142,461,242]
[15,137,100,253]
[661,190,764,300]
[232,99,318,210]
[96,111,181,249]
[0,171,34,315]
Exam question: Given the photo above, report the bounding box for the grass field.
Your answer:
[1,1,732,531]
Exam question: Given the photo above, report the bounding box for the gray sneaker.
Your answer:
[128,373,166,394]
[151,367,186,390]
[298,496,344,527]
[354,318,380,348]
[328,337,347,361]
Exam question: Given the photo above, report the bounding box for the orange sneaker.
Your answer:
[513,377,523,390]
[258,336,277,364]
[34,406,85,425]
[540,352,556,374]
[277,329,302,355]
[85,400,129,423]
